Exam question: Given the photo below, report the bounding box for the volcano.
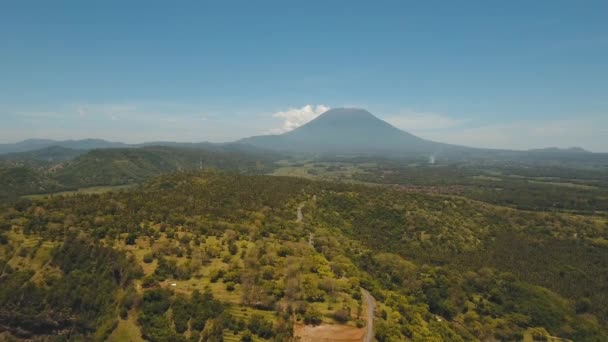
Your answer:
[240,108,450,155]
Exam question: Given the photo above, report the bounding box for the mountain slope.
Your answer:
[240,108,608,163]
[53,146,276,187]
[0,139,129,154]
[0,146,86,164]
[0,166,62,199]
[0,146,280,200]
[240,108,457,155]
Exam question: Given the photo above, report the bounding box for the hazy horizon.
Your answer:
[1,105,605,153]
[2,2,607,151]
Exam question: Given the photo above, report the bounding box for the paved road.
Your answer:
[361,288,376,342]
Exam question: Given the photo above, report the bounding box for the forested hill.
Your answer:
[52,146,277,188]
[1,171,606,341]
[0,138,130,154]
[0,146,87,165]
[0,146,279,200]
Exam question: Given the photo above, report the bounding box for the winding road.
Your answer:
[361,288,376,342]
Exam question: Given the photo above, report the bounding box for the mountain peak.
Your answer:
[299,108,383,127]
[240,108,441,154]
[315,107,375,118]
[285,107,397,134]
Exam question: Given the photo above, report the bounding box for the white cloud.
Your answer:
[270,104,330,134]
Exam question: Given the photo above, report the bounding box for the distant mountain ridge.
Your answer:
[0,138,276,156]
[0,146,87,163]
[0,138,129,154]
[1,109,452,156]
[528,147,591,154]
[2,108,606,159]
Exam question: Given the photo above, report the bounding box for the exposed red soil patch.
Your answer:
[294,324,364,342]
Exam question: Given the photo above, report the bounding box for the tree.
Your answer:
[125,233,137,245]
[304,307,323,326]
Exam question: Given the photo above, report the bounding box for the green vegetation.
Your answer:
[0,146,277,201]
[0,169,606,341]
[309,180,608,340]
[0,145,86,165]
[0,236,142,339]
[289,160,608,214]
[0,166,64,200]
[53,146,275,188]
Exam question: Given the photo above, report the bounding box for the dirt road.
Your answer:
[296,203,304,223]
[361,288,376,342]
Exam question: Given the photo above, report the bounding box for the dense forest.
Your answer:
[301,160,608,214]
[1,170,606,341]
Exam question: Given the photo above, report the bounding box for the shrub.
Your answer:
[241,330,253,342]
[226,282,236,292]
[143,252,154,263]
[210,268,224,283]
[248,314,274,338]
[125,233,137,245]
[142,276,158,288]
[530,327,549,341]
[304,307,323,325]
[277,246,291,257]
[332,309,350,323]
[119,306,128,319]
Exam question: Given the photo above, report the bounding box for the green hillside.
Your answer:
[1,171,606,341]
[0,146,278,201]
[54,146,276,187]
[0,167,63,200]
[0,146,86,165]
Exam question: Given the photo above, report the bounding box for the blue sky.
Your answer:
[1,1,607,151]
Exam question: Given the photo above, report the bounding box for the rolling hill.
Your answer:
[0,146,87,164]
[0,138,129,154]
[53,146,277,187]
[0,146,279,200]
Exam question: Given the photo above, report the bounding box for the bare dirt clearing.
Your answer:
[294,324,364,342]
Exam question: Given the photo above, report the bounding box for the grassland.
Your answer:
[107,312,145,342]
[270,160,376,186]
